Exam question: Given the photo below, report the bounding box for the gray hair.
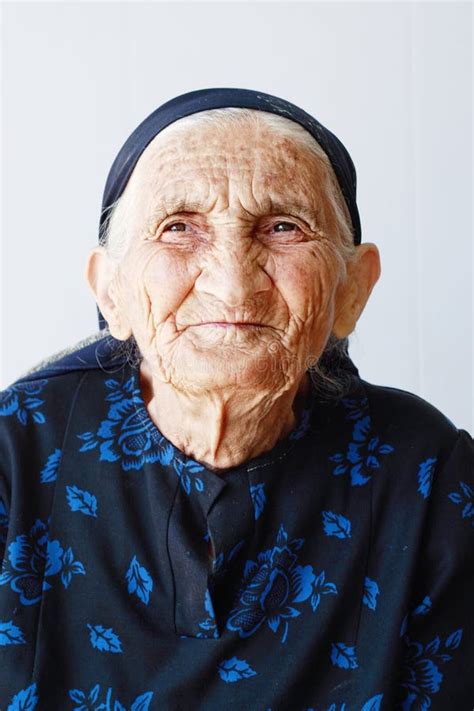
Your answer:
[100,107,360,401]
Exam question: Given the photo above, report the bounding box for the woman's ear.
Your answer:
[84,246,132,340]
[332,243,381,339]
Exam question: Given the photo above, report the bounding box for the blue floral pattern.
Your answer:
[5,682,38,710]
[359,696,384,711]
[341,395,370,421]
[77,376,165,471]
[400,596,432,638]
[196,588,218,638]
[330,642,359,669]
[218,657,257,683]
[329,401,394,486]
[66,485,98,517]
[311,570,338,612]
[61,547,86,589]
[226,524,337,643]
[363,577,380,611]
[69,683,153,710]
[213,539,245,576]
[0,518,85,604]
[0,496,9,545]
[76,376,206,494]
[0,619,26,646]
[87,624,123,653]
[448,480,474,525]
[40,448,62,483]
[417,457,437,499]
[0,379,49,426]
[304,694,383,711]
[322,511,352,539]
[125,555,153,605]
[171,457,206,495]
[250,483,266,520]
[397,628,463,709]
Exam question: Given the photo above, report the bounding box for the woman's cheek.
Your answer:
[271,254,327,321]
[303,247,343,309]
[142,248,199,324]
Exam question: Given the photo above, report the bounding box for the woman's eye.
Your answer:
[154,219,304,240]
[163,222,188,233]
[272,221,300,233]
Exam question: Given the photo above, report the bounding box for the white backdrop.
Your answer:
[1,1,472,432]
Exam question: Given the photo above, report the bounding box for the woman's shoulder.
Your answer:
[357,376,473,472]
[0,333,130,467]
[360,377,463,434]
[0,331,129,398]
[3,331,127,386]
[0,334,137,525]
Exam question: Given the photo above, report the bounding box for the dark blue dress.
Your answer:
[0,336,472,710]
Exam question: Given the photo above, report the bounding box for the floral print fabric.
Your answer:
[0,336,472,710]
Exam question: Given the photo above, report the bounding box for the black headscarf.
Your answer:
[97,87,362,330]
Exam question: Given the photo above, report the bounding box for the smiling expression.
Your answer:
[99,117,355,394]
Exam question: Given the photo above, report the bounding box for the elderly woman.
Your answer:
[0,88,472,710]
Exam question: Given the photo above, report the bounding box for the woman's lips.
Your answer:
[195,322,264,328]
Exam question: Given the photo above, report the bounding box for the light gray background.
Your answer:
[1,1,472,432]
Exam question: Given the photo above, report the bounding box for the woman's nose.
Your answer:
[194,240,271,308]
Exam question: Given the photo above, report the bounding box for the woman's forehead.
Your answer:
[127,121,328,209]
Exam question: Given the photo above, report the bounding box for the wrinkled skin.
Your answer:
[86,119,381,471]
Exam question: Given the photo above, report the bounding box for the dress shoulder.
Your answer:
[359,377,464,449]
[0,331,129,454]
[0,333,129,519]
[7,331,127,384]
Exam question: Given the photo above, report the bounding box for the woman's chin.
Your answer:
[171,351,287,391]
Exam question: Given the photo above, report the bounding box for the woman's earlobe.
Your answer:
[84,247,132,340]
[332,243,381,338]
[332,284,360,338]
[107,313,133,341]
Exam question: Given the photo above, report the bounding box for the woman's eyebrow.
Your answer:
[266,200,320,222]
[147,198,215,222]
[146,197,320,224]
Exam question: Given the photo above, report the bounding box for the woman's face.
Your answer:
[90,120,379,394]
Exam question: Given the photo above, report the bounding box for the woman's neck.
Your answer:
[138,360,311,472]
